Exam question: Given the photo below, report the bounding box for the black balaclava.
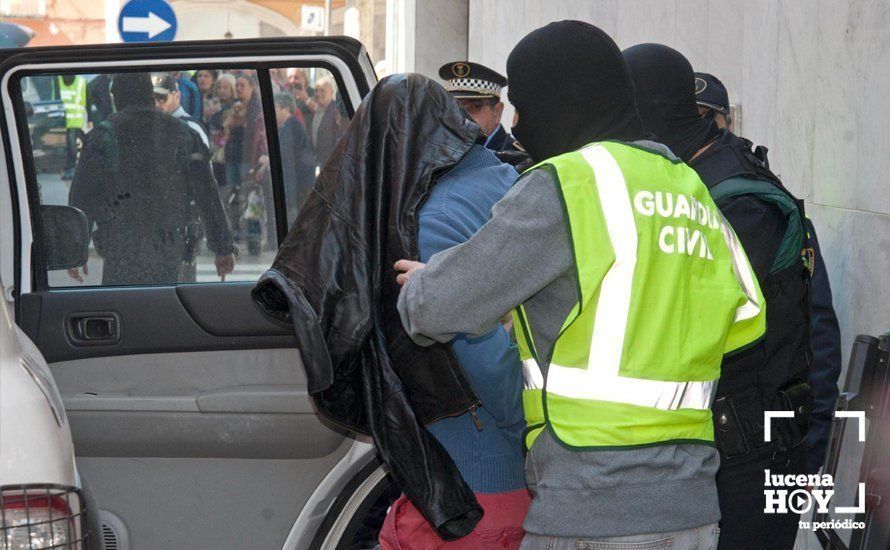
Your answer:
[506,21,645,161]
[110,72,154,111]
[623,43,720,162]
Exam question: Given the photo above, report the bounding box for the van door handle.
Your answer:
[66,312,120,345]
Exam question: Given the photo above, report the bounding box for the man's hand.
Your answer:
[394,259,426,287]
[67,262,89,283]
[216,253,236,281]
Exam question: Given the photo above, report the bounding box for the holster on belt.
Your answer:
[714,395,750,459]
[182,219,203,263]
[774,381,812,451]
[714,381,812,460]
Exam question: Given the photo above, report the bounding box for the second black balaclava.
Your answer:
[623,43,721,162]
[506,20,645,162]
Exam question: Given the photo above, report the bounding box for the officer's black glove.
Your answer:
[495,149,535,172]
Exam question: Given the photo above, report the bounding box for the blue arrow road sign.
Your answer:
[118,0,177,43]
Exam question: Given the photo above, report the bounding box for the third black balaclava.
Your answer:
[622,43,720,162]
[506,21,645,161]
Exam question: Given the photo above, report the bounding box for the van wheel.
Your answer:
[312,462,400,550]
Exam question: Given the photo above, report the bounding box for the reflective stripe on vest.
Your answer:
[514,142,765,450]
[524,356,713,410]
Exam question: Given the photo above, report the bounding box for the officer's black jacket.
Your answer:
[252,74,484,540]
[690,130,812,455]
[804,221,841,473]
[485,124,518,153]
[69,106,234,262]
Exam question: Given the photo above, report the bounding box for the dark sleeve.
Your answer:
[186,130,234,255]
[804,220,842,473]
[68,128,108,229]
[717,195,787,284]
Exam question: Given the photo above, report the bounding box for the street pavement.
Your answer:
[37,172,69,207]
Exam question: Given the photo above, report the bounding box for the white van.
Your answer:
[0,284,96,548]
[0,38,396,550]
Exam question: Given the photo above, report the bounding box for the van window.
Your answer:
[19,67,345,287]
[268,67,347,227]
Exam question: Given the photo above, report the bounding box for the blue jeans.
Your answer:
[521,523,720,550]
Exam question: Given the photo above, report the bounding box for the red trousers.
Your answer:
[379,489,531,550]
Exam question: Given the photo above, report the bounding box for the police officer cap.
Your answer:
[151,74,179,96]
[438,61,507,100]
[694,72,729,115]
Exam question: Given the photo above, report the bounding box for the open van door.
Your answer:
[0,37,395,549]
[814,334,890,550]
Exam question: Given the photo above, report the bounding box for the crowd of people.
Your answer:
[165,68,347,248]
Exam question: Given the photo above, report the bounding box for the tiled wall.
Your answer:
[467,0,890,370]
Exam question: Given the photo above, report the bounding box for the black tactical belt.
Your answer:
[714,381,812,460]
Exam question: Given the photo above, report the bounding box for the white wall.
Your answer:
[171,0,302,41]
[410,0,469,77]
[469,0,890,373]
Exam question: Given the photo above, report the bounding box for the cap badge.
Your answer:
[452,63,471,78]
[694,77,707,95]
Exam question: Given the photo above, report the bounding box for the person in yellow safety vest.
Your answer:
[58,75,87,181]
[394,22,766,550]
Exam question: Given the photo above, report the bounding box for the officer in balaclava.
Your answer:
[395,21,766,550]
[695,72,733,131]
[69,73,235,286]
[694,72,772,168]
[624,43,814,550]
[694,69,842,492]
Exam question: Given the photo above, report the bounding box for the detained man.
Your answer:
[376,82,530,550]
[395,21,766,549]
[252,74,528,548]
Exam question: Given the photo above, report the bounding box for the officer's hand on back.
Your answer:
[394,259,426,287]
[215,253,236,282]
[495,149,534,172]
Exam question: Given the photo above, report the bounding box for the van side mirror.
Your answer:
[41,205,89,270]
[24,101,34,117]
